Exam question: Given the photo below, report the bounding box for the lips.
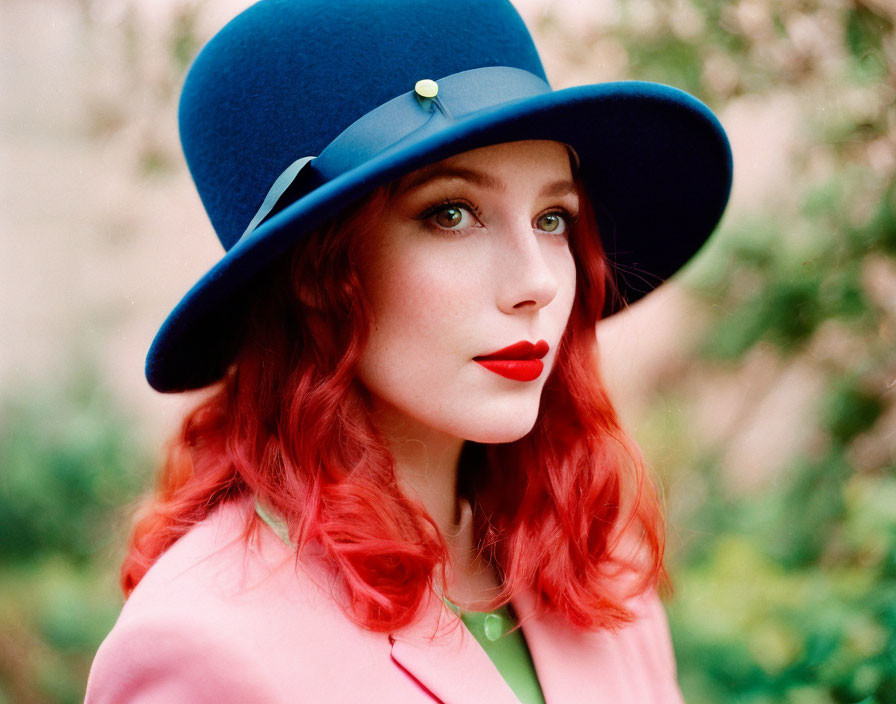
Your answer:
[473,340,550,382]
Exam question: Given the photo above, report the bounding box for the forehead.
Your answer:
[396,140,575,192]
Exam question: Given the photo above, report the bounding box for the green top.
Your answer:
[445,600,546,704]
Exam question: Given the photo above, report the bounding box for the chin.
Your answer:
[456,405,541,445]
[465,427,535,444]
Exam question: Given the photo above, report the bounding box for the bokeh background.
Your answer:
[1,0,894,701]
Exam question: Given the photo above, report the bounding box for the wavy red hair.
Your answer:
[122,177,665,632]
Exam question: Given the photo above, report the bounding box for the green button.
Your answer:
[483,613,504,641]
[414,79,439,98]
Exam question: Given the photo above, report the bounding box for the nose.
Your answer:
[495,224,560,314]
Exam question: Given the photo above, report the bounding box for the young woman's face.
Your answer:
[356,140,579,445]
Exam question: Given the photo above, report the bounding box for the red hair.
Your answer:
[122,181,665,632]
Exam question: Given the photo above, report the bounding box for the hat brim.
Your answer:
[147,81,732,392]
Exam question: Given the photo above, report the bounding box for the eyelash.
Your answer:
[417,199,482,229]
[417,199,578,235]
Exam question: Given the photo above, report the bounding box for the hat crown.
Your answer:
[179,0,546,250]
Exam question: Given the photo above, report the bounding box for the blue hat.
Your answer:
[146,0,732,392]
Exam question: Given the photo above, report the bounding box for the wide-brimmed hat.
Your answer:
[146,0,733,393]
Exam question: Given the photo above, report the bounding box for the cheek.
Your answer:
[359,244,481,380]
[364,239,481,334]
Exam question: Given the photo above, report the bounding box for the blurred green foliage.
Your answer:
[589,0,896,701]
[0,371,148,703]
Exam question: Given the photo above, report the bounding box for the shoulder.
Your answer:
[597,589,683,701]
[84,606,275,703]
[514,584,683,702]
[589,589,684,702]
[105,500,332,631]
[619,589,680,676]
[86,501,389,703]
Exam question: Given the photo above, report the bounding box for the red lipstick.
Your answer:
[474,340,550,382]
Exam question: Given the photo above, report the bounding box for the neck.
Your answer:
[370,401,465,536]
[369,401,502,610]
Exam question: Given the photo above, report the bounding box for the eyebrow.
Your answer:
[398,166,504,194]
[397,165,578,200]
[541,179,578,199]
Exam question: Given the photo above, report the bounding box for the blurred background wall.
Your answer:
[1,0,894,701]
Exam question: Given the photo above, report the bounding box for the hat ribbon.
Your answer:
[240,156,316,240]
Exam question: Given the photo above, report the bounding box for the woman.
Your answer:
[86,0,731,701]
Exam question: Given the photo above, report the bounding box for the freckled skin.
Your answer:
[357,140,579,447]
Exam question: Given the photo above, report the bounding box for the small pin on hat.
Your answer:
[414,79,438,98]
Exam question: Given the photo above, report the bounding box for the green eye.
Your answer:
[537,212,565,233]
[435,206,465,228]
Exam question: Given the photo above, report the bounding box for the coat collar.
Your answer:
[389,589,616,704]
[389,590,520,704]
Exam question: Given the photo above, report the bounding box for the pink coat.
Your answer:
[85,501,684,703]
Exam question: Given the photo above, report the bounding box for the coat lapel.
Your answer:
[389,591,520,704]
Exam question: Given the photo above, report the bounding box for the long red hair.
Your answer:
[122,180,665,632]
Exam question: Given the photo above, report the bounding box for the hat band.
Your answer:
[314,66,551,179]
[240,66,550,241]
